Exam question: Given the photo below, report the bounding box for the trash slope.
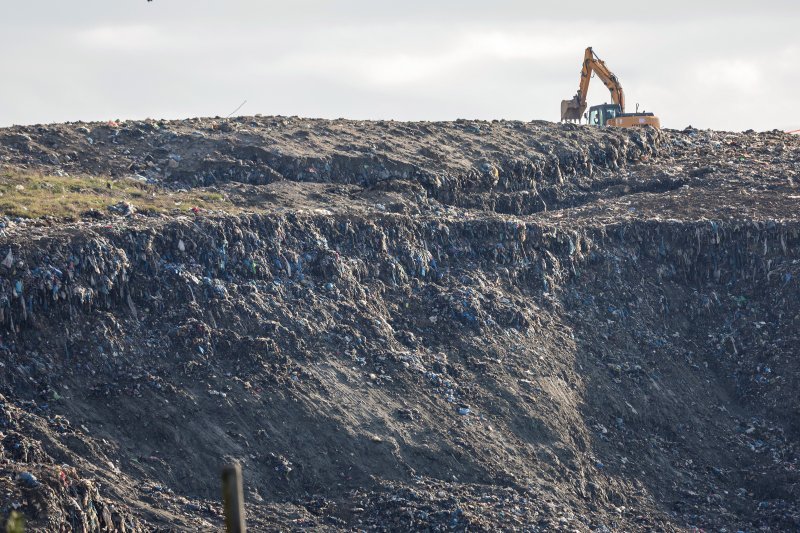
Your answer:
[0,118,797,531]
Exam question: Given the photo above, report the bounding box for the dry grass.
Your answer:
[0,170,233,219]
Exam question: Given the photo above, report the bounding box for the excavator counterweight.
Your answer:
[560,47,660,129]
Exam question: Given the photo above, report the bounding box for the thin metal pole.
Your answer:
[221,463,246,533]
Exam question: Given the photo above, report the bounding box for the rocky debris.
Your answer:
[0,117,667,217]
[0,393,145,531]
[0,117,797,530]
[107,201,135,217]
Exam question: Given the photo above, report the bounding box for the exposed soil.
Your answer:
[0,117,798,531]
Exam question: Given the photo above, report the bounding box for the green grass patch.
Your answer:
[0,170,235,219]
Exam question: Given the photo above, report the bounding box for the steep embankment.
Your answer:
[0,118,797,531]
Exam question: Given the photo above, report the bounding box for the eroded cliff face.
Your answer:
[0,117,797,531]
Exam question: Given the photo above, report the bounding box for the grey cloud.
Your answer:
[0,1,798,130]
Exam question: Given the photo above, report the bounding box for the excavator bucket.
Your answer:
[560,95,586,122]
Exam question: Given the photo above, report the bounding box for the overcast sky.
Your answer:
[1,1,798,131]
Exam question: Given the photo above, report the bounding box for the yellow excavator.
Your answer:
[561,47,660,129]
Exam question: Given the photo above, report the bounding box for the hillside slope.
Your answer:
[0,117,798,531]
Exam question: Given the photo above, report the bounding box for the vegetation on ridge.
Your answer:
[0,169,231,219]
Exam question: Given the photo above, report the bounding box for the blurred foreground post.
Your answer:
[221,463,246,533]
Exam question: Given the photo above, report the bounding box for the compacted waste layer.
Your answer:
[0,117,797,531]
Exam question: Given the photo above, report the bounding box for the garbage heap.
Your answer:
[0,117,797,531]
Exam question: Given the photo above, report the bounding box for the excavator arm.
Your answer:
[561,47,626,122]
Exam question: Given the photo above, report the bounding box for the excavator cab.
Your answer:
[586,103,660,128]
[587,104,660,128]
[587,104,620,126]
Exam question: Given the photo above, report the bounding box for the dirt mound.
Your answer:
[0,118,798,531]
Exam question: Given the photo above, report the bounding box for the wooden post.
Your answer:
[221,463,246,533]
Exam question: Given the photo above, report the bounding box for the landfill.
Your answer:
[0,116,798,531]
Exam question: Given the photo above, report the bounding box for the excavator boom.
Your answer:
[584,48,625,111]
[561,47,625,121]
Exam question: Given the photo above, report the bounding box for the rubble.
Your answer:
[0,117,797,530]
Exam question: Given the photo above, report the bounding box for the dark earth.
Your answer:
[0,116,798,531]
